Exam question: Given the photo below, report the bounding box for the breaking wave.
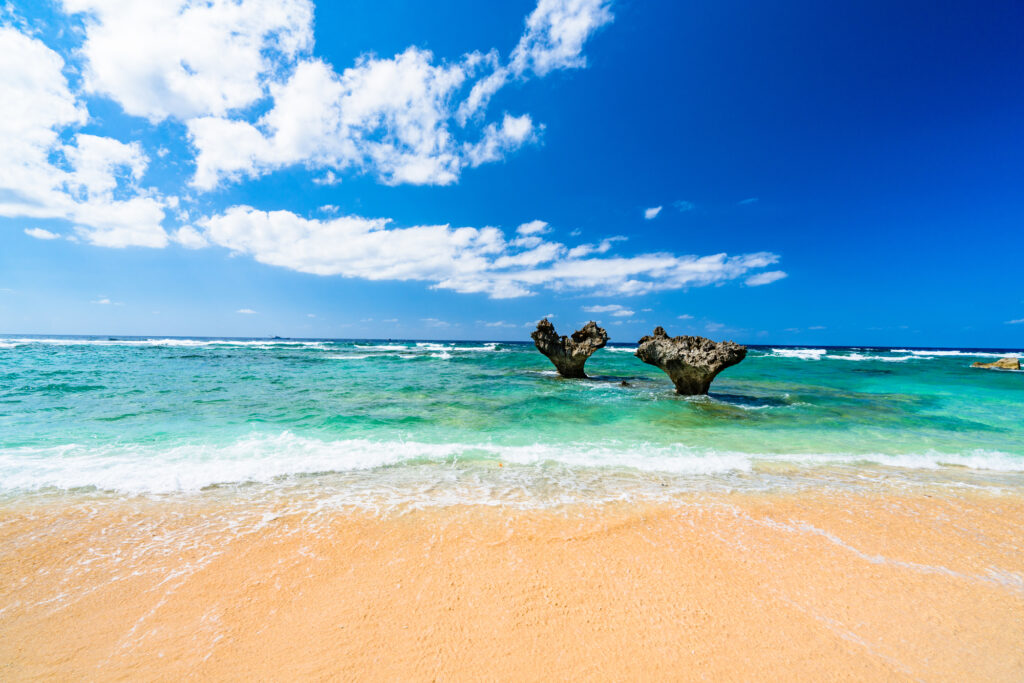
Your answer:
[1,433,1020,497]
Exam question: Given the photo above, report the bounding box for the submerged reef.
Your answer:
[531,319,609,378]
[635,327,747,395]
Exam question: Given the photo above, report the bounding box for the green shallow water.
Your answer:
[0,336,1022,498]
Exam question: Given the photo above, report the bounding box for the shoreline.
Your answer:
[2,487,1022,680]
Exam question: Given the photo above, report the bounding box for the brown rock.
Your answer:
[635,326,747,395]
[971,357,1020,370]
[530,319,608,378]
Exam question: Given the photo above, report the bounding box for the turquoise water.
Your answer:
[1,336,1022,503]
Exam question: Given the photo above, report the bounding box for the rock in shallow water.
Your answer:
[635,327,747,395]
[971,357,1020,370]
[531,319,608,378]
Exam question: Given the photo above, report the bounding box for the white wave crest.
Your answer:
[0,337,326,349]
[0,433,1021,496]
[415,342,450,351]
[769,348,827,360]
[892,349,1022,358]
[829,353,927,362]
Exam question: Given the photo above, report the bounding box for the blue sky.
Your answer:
[1,0,1022,346]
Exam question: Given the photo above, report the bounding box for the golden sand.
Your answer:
[1,488,1022,681]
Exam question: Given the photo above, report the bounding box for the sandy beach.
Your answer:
[3,484,1022,681]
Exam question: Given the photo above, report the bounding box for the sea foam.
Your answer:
[1,433,1021,497]
[769,348,828,360]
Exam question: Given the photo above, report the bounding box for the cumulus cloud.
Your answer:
[184,0,609,189]
[172,226,209,249]
[644,206,662,220]
[8,0,611,215]
[0,27,169,248]
[61,0,313,121]
[458,0,612,122]
[745,270,787,286]
[583,304,634,317]
[510,0,613,77]
[516,220,550,236]
[193,206,783,299]
[24,228,61,240]
[188,49,539,189]
[463,114,538,168]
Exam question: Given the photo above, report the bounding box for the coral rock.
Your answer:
[635,326,747,395]
[531,319,608,378]
[971,357,1020,370]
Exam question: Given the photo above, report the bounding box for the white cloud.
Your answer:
[644,206,662,220]
[313,171,341,186]
[516,220,550,236]
[808,325,826,330]
[188,48,537,189]
[1007,318,1024,325]
[24,228,61,240]
[705,322,725,332]
[745,270,787,286]
[510,0,613,77]
[185,0,610,189]
[0,27,169,248]
[457,0,612,121]
[583,304,633,317]
[307,313,316,318]
[737,197,759,205]
[481,320,517,328]
[421,317,450,327]
[566,236,625,258]
[677,314,693,320]
[674,200,695,212]
[237,308,257,314]
[172,226,209,249]
[61,0,314,121]
[91,297,111,304]
[463,113,537,168]
[194,206,783,299]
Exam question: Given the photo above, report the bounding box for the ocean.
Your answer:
[1,335,1021,507]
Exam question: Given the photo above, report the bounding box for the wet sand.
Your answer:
[1,487,1022,681]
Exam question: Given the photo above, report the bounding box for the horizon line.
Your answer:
[1,333,1021,353]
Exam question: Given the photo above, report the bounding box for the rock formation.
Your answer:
[971,357,1020,370]
[531,319,609,378]
[635,327,747,395]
